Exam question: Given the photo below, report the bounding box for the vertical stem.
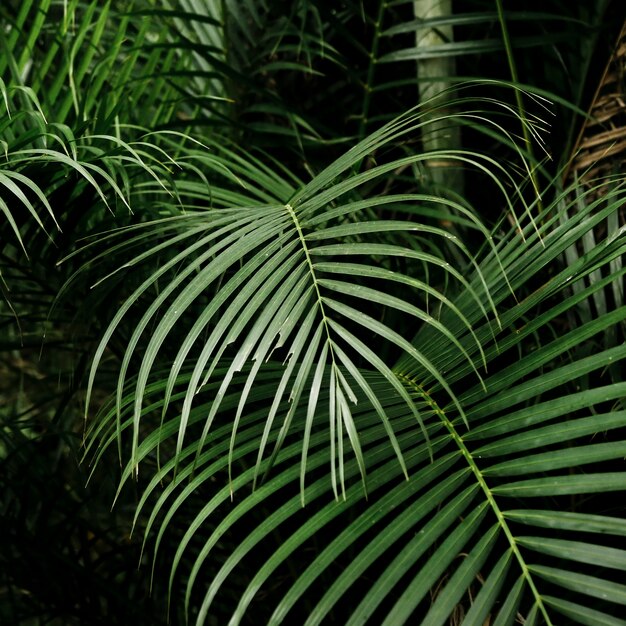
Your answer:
[495,0,543,211]
[414,0,455,104]
[413,0,463,197]
[358,0,386,144]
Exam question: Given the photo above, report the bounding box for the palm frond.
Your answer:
[3,2,626,625]
[84,100,523,498]
[81,159,626,624]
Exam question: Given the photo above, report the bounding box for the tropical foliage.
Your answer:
[1,1,625,624]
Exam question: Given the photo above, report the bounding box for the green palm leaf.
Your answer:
[4,2,625,625]
[98,172,626,624]
[79,84,626,622]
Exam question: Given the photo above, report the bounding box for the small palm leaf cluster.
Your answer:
[2,1,625,625]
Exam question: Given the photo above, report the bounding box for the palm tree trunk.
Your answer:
[413,0,463,197]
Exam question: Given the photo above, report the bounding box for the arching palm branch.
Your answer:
[2,1,625,625]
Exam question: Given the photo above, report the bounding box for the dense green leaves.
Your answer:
[2,1,625,625]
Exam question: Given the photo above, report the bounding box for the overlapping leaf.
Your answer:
[85,171,626,625]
